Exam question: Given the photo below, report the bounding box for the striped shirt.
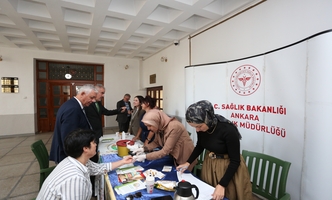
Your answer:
[36,156,112,200]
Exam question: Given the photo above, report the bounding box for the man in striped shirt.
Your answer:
[37,129,133,200]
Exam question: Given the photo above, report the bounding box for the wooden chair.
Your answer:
[242,150,291,200]
[31,140,56,189]
[193,149,206,177]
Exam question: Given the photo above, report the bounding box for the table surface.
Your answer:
[99,134,216,200]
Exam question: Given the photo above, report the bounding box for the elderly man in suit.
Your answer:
[50,84,97,164]
[116,93,133,132]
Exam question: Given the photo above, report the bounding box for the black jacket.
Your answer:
[85,101,119,138]
[116,99,132,123]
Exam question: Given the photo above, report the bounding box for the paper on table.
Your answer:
[114,180,146,195]
[177,172,215,200]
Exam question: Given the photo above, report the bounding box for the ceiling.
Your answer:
[0,0,262,60]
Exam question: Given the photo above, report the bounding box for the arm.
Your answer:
[144,131,155,146]
[100,103,119,116]
[218,125,241,187]
[132,127,142,141]
[87,156,133,175]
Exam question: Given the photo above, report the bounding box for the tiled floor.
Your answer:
[0,128,118,200]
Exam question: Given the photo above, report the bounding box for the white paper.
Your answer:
[114,180,146,195]
[177,172,215,200]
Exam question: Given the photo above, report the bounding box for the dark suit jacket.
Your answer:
[116,99,132,123]
[49,98,90,163]
[85,101,119,138]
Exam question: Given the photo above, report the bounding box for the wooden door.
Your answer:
[49,83,73,130]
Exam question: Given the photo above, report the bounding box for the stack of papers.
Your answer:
[114,180,146,195]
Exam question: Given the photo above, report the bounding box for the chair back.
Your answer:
[242,150,291,200]
[31,140,55,189]
[193,149,206,176]
[31,140,50,169]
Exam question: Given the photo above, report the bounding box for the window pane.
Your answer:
[160,100,163,109]
[39,97,47,106]
[53,97,61,106]
[39,72,47,79]
[54,108,59,117]
[97,66,103,72]
[156,91,159,98]
[49,63,94,80]
[53,86,60,95]
[62,86,70,95]
[39,82,47,95]
[160,90,163,98]
[39,108,47,118]
[150,92,154,98]
[38,62,47,70]
[97,74,103,81]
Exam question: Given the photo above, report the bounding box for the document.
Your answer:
[177,172,215,200]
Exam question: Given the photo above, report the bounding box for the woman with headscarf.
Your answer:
[133,109,197,171]
[176,100,252,200]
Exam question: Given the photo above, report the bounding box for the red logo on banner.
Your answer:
[230,65,261,96]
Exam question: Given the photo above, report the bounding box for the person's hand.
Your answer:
[133,154,146,162]
[122,155,134,164]
[127,110,132,115]
[211,184,225,200]
[120,106,126,113]
[132,147,144,155]
[176,162,190,173]
[132,136,139,142]
[126,142,139,151]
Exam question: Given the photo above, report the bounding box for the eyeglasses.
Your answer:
[125,192,142,200]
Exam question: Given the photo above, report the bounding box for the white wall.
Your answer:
[141,40,189,121]
[0,47,144,136]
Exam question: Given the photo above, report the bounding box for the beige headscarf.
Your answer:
[142,109,172,130]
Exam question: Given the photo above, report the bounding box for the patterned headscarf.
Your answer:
[186,100,217,129]
[186,100,241,139]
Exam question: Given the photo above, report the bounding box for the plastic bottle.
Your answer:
[146,174,155,193]
[122,131,126,139]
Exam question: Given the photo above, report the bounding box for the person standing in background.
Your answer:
[116,94,133,132]
[132,95,157,145]
[84,84,126,197]
[128,95,145,136]
[50,84,97,164]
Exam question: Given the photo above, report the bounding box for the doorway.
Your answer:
[36,60,103,133]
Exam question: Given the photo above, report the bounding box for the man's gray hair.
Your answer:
[95,84,105,90]
[77,84,98,94]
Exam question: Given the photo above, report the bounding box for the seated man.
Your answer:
[37,129,133,200]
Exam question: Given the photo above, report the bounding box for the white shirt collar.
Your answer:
[74,96,84,109]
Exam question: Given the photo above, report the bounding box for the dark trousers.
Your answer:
[118,117,130,132]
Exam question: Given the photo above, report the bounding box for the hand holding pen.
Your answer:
[176,162,190,173]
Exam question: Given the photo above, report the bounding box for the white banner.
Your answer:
[185,31,332,200]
